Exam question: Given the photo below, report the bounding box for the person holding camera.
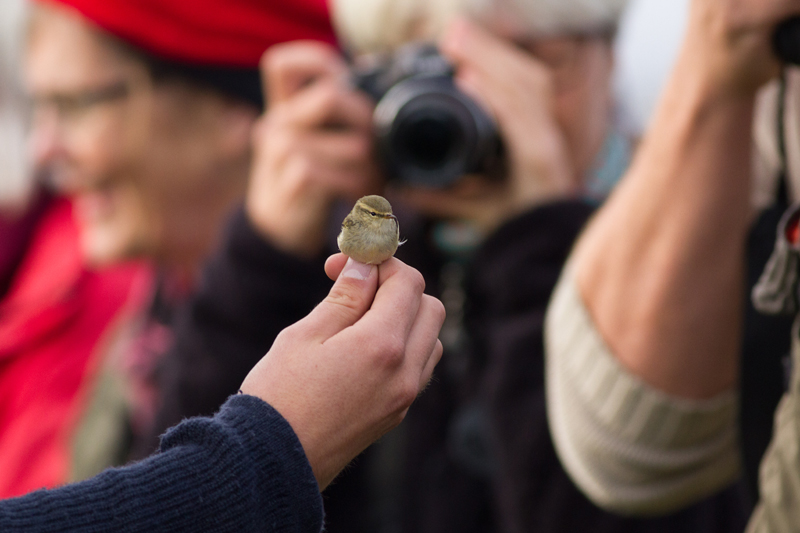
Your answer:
[148,0,750,531]
[543,0,800,528]
[0,254,445,532]
[0,0,340,498]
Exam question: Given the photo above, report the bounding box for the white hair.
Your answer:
[331,0,630,54]
[0,0,31,208]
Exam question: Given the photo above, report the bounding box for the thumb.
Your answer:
[303,257,378,341]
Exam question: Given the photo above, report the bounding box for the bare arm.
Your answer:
[574,0,800,400]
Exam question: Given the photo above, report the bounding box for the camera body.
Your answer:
[353,43,504,188]
[775,17,800,65]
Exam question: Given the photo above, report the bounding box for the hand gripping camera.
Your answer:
[353,43,504,188]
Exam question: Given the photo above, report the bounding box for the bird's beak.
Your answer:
[383,214,398,221]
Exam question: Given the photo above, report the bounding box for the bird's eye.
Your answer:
[370,211,377,217]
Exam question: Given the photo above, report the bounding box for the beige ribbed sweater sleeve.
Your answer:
[746,323,800,533]
[544,264,742,515]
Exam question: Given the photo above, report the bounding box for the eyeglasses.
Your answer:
[517,34,613,92]
[30,80,132,126]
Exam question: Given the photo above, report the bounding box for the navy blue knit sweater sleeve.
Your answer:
[0,395,323,533]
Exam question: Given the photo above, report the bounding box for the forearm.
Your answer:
[546,266,741,514]
[0,395,323,533]
[574,33,757,399]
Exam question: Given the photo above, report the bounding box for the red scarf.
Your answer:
[0,198,151,498]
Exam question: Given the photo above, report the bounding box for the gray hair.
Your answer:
[331,0,629,54]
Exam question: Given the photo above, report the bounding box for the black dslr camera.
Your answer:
[352,43,504,188]
[775,17,800,65]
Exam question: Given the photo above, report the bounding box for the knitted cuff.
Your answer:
[162,395,323,532]
[545,263,741,515]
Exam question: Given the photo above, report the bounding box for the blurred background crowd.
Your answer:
[1,0,797,531]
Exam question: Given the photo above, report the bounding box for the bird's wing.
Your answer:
[342,216,358,229]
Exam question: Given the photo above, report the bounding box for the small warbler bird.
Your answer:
[338,195,403,264]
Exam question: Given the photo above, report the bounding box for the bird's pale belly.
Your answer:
[338,224,399,264]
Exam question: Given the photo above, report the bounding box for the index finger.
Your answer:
[262,41,349,104]
[325,253,349,280]
[440,18,539,81]
[438,18,550,121]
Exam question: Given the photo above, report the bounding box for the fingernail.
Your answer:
[444,17,470,50]
[341,257,374,280]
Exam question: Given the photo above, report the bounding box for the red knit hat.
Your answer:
[35,0,338,68]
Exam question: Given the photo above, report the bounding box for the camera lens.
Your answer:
[355,44,504,188]
[394,112,461,171]
[374,76,499,188]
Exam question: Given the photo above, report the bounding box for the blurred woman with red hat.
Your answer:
[0,0,337,498]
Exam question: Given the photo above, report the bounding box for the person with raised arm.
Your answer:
[545,0,800,526]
